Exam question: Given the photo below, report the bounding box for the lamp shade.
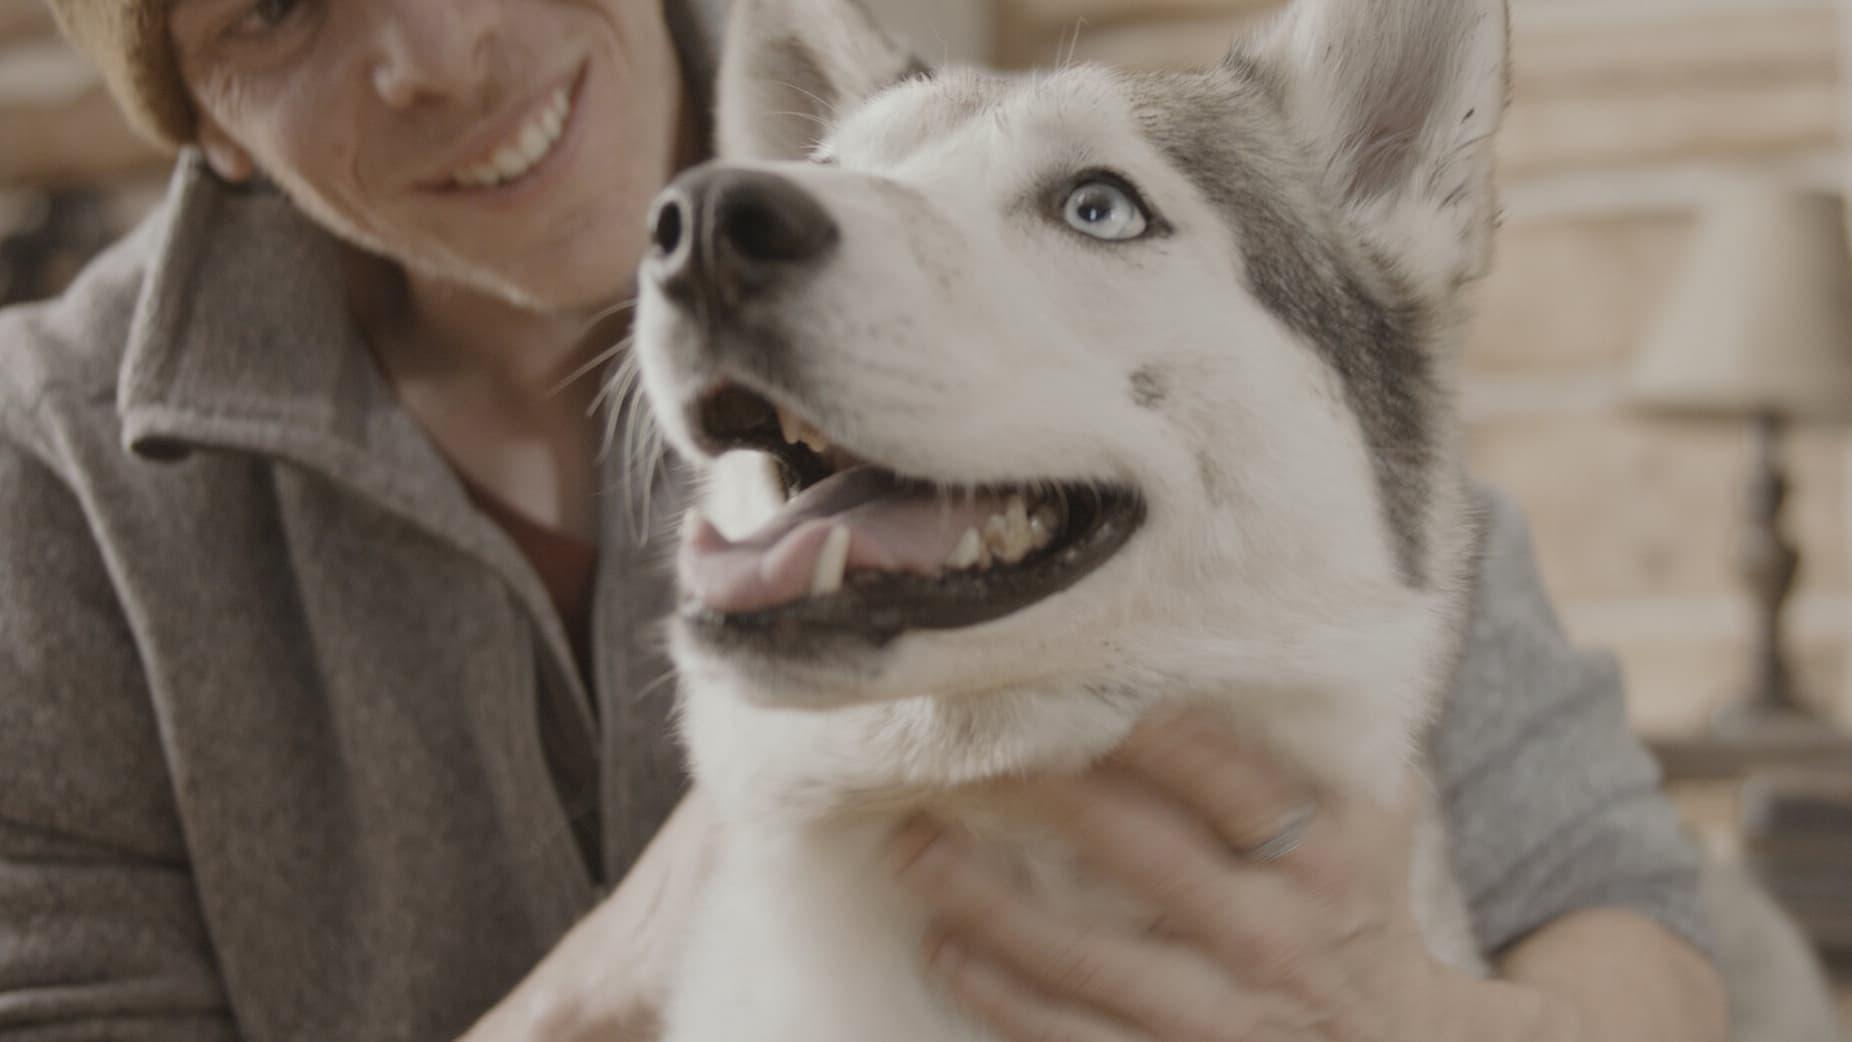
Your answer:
[1628,186,1852,423]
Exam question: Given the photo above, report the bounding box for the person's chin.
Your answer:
[517,228,650,311]
[472,258,634,316]
[391,189,650,314]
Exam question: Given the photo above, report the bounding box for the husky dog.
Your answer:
[630,0,1517,1037]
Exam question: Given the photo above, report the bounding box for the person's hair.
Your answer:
[48,1,192,149]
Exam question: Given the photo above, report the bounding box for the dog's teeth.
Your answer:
[1005,496,1035,561]
[798,422,831,455]
[1032,502,1064,541]
[982,514,1012,556]
[947,527,983,570]
[983,501,1038,565]
[811,525,852,597]
[775,407,833,454]
[777,408,803,447]
[1028,513,1052,548]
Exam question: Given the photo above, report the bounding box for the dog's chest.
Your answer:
[664,778,1485,1042]
[663,813,1157,1042]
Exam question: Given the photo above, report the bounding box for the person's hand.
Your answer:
[889,707,1561,1042]
[462,790,720,1042]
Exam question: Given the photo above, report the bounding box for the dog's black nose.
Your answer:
[648,164,839,305]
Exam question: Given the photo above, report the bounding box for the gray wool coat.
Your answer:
[0,8,1703,1042]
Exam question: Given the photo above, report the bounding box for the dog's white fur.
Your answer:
[634,0,1508,1037]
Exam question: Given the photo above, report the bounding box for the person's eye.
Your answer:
[231,0,306,36]
[1061,177,1150,242]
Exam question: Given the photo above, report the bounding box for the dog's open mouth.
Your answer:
[679,384,1145,642]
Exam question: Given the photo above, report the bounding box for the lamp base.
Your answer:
[1645,418,1852,778]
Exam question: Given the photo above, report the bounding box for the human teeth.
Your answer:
[946,527,984,570]
[811,525,852,596]
[517,121,551,164]
[492,136,535,178]
[451,86,572,189]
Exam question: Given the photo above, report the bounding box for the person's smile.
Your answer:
[416,61,589,202]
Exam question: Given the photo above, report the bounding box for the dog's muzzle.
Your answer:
[647,163,840,309]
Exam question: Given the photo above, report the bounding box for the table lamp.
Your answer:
[1628,184,1852,742]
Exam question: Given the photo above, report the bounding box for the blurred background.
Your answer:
[4,0,1851,1024]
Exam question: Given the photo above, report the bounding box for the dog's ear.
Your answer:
[716,0,926,161]
[1252,0,1509,287]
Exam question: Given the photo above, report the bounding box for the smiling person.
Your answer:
[0,1,1730,1041]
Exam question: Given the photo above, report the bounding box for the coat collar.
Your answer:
[114,155,655,742]
[117,157,457,512]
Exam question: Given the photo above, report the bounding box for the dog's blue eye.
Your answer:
[1063,181,1147,241]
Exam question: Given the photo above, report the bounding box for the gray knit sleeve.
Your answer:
[1431,487,1711,958]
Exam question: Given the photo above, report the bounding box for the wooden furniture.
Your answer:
[1742,773,1852,954]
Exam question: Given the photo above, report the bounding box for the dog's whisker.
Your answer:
[768,109,835,133]
[1059,17,1089,69]
[636,425,672,547]
[599,343,641,414]
[554,333,634,401]
[774,79,841,119]
[577,295,639,337]
[607,351,675,544]
[636,666,682,703]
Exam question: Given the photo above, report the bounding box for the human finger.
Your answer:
[1111,706,1318,863]
[927,933,1155,1042]
[1022,770,1312,959]
[893,819,1246,1038]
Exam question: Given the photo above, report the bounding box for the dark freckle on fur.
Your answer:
[1197,451,1223,500]
[1130,366,1168,409]
[1083,683,1142,711]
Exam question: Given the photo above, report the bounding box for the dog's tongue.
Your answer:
[681,467,1004,614]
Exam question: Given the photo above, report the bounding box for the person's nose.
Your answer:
[368,0,497,110]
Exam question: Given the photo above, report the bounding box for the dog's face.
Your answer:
[634,0,1505,722]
